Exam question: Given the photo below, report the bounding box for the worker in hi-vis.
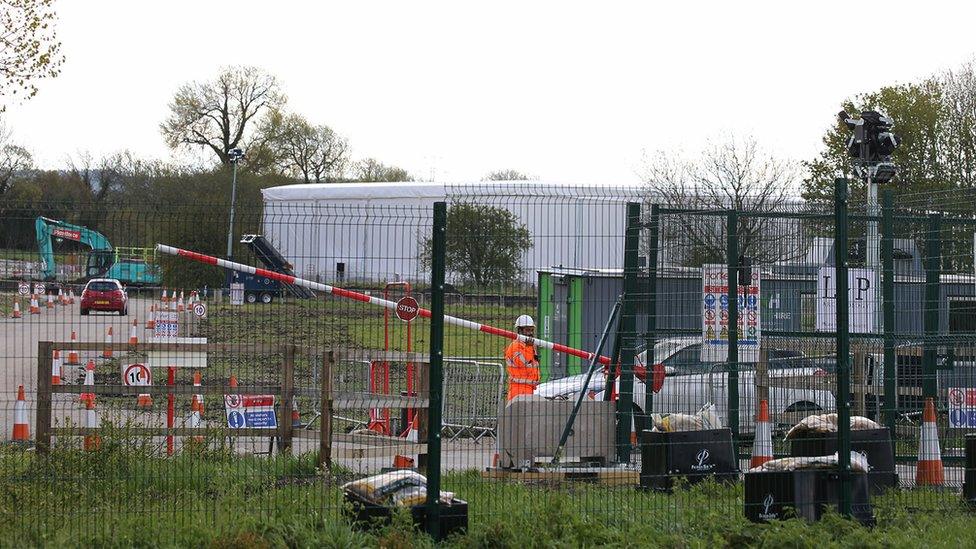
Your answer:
[505,315,540,401]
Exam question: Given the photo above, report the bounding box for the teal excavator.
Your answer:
[35,217,160,284]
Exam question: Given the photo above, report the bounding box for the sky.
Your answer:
[4,0,976,184]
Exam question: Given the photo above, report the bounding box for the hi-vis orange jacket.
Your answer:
[504,340,539,401]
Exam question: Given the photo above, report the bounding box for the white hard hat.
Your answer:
[515,314,535,328]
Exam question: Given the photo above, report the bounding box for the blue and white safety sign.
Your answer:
[224,394,278,429]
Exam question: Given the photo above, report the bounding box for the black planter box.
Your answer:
[789,428,897,494]
[345,493,468,541]
[964,434,976,507]
[745,469,875,526]
[639,428,739,491]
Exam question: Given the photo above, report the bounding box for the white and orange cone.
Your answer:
[750,399,773,468]
[83,399,101,451]
[404,414,419,442]
[136,391,153,409]
[193,371,204,413]
[45,293,54,309]
[57,288,65,305]
[11,300,22,319]
[12,385,29,442]
[102,326,114,359]
[68,289,75,305]
[189,395,204,443]
[80,360,96,407]
[161,289,169,303]
[916,397,945,486]
[29,295,40,315]
[291,397,301,429]
[178,291,185,312]
[129,318,139,345]
[66,330,81,365]
[51,349,62,386]
[145,304,156,330]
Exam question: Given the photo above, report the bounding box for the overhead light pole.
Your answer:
[226,148,245,261]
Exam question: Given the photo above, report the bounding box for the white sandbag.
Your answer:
[785,413,882,439]
[751,451,869,473]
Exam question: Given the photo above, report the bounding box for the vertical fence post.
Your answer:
[726,211,740,445]
[318,351,334,469]
[644,204,659,421]
[834,178,852,517]
[881,190,897,433]
[36,341,53,455]
[616,202,641,462]
[279,343,296,454]
[426,201,447,540]
[923,213,941,400]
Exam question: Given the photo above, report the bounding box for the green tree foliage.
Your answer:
[484,169,535,181]
[421,202,532,287]
[0,0,64,110]
[356,157,410,182]
[160,66,286,168]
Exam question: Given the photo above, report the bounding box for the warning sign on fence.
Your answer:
[224,394,277,429]
[948,388,976,428]
[701,264,760,363]
[122,363,152,386]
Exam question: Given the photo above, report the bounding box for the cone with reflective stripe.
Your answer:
[102,326,114,359]
[291,397,301,429]
[189,395,204,443]
[145,304,156,330]
[66,330,81,365]
[68,289,75,305]
[80,360,96,407]
[51,349,62,386]
[45,293,54,309]
[161,289,169,303]
[403,414,419,442]
[916,397,944,486]
[129,318,139,345]
[84,399,101,451]
[750,399,773,468]
[11,300,21,319]
[12,385,29,442]
[29,295,40,315]
[57,288,65,305]
[193,371,204,413]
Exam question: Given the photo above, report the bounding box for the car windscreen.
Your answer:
[87,282,118,292]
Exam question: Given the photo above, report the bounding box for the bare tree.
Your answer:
[641,135,801,265]
[0,118,31,194]
[280,114,349,183]
[160,66,286,167]
[0,0,64,110]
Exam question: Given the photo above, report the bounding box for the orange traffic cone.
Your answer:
[750,399,773,468]
[80,360,96,407]
[916,397,944,486]
[84,399,101,451]
[136,391,153,409]
[193,371,204,413]
[51,349,62,386]
[129,318,139,345]
[45,293,54,309]
[57,288,65,305]
[68,289,75,305]
[161,289,169,303]
[229,375,238,390]
[66,330,81,365]
[178,291,185,312]
[12,385,29,442]
[102,326,114,359]
[403,414,419,442]
[291,397,301,429]
[145,304,156,330]
[189,395,204,443]
[11,300,22,319]
[29,294,40,315]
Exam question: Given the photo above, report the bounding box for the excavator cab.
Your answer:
[86,250,114,278]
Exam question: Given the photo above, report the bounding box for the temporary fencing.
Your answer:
[0,180,975,542]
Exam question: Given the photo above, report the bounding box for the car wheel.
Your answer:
[260,292,273,304]
[81,308,89,316]
[245,292,258,304]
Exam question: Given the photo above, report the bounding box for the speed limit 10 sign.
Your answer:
[122,363,152,386]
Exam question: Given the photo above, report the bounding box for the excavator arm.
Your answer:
[35,217,112,280]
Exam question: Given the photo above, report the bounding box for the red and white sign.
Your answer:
[224,394,277,429]
[17,282,30,296]
[51,228,81,241]
[192,302,207,318]
[122,363,152,386]
[395,296,419,322]
[949,387,976,428]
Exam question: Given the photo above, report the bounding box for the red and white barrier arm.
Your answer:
[156,244,611,366]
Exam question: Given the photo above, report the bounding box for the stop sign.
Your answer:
[395,296,420,322]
